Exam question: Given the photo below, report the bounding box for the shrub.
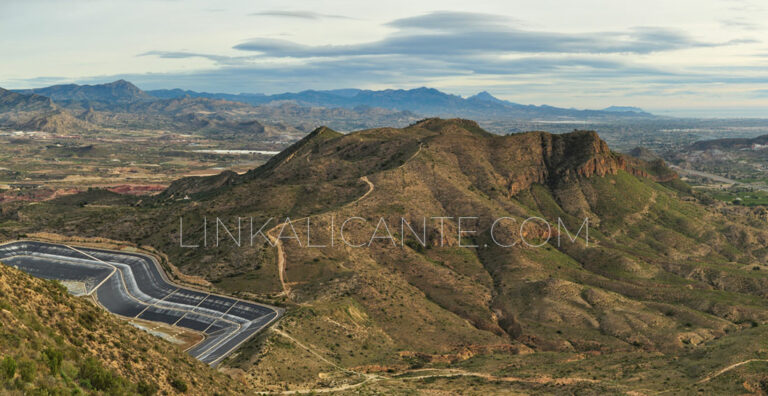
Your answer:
[0,356,16,379]
[18,359,36,383]
[137,379,159,396]
[78,357,123,392]
[78,311,98,331]
[169,376,188,392]
[42,347,63,375]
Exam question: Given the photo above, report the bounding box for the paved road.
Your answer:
[0,240,282,366]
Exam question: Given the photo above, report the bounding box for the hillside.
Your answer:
[666,133,768,186]
[20,109,92,133]
[0,264,244,395]
[8,118,768,393]
[0,89,88,134]
[0,88,56,113]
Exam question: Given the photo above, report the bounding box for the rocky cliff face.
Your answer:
[537,130,676,183]
[412,119,675,198]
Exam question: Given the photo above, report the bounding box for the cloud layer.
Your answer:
[131,11,763,101]
[3,3,766,116]
[234,12,745,56]
[249,10,352,20]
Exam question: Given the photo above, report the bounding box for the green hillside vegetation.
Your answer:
[0,264,244,395]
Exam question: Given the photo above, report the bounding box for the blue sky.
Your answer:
[1,0,767,116]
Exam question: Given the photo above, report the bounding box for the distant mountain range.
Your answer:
[12,80,653,121]
[0,81,418,136]
[146,86,654,120]
[1,79,657,138]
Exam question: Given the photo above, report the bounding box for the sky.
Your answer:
[1,0,767,117]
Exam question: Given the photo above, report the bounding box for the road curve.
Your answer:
[0,240,282,366]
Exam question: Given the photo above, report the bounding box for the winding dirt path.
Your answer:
[266,175,374,298]
[266,140,424,297]
[698,359,768,383]
[266,141,421,297]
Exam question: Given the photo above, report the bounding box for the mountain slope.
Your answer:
[11,118,768,394]
[0,87,55,113]
[0,264,244,394]
[0,88,89,133]
[16,80,154,106]
[21,109,91,133]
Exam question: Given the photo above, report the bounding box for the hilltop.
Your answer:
[7,118,768,393]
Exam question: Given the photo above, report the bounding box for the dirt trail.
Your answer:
[266,175,374,298]
[273,329,358,373]
[262,357,598,395]
[698,359,768,383]
[263,142,429,392]
[266,138,421,298]
[266,219,299,298]
[269,328,378,394]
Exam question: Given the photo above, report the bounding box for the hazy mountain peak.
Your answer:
[467,91,508,104]
[602,105,646,113]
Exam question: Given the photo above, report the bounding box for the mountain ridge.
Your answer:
[11,80,655,120]
[148,85,656,120]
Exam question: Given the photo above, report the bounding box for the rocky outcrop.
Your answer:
[493,129,677,196]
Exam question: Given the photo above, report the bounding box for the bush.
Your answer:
[137,379,159,395]
[169,376,188,392]
[0,356,16,379]
[78,357,123,392]
[78,311,98,331]
[42,347,63,375]
[18,359,36,383]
